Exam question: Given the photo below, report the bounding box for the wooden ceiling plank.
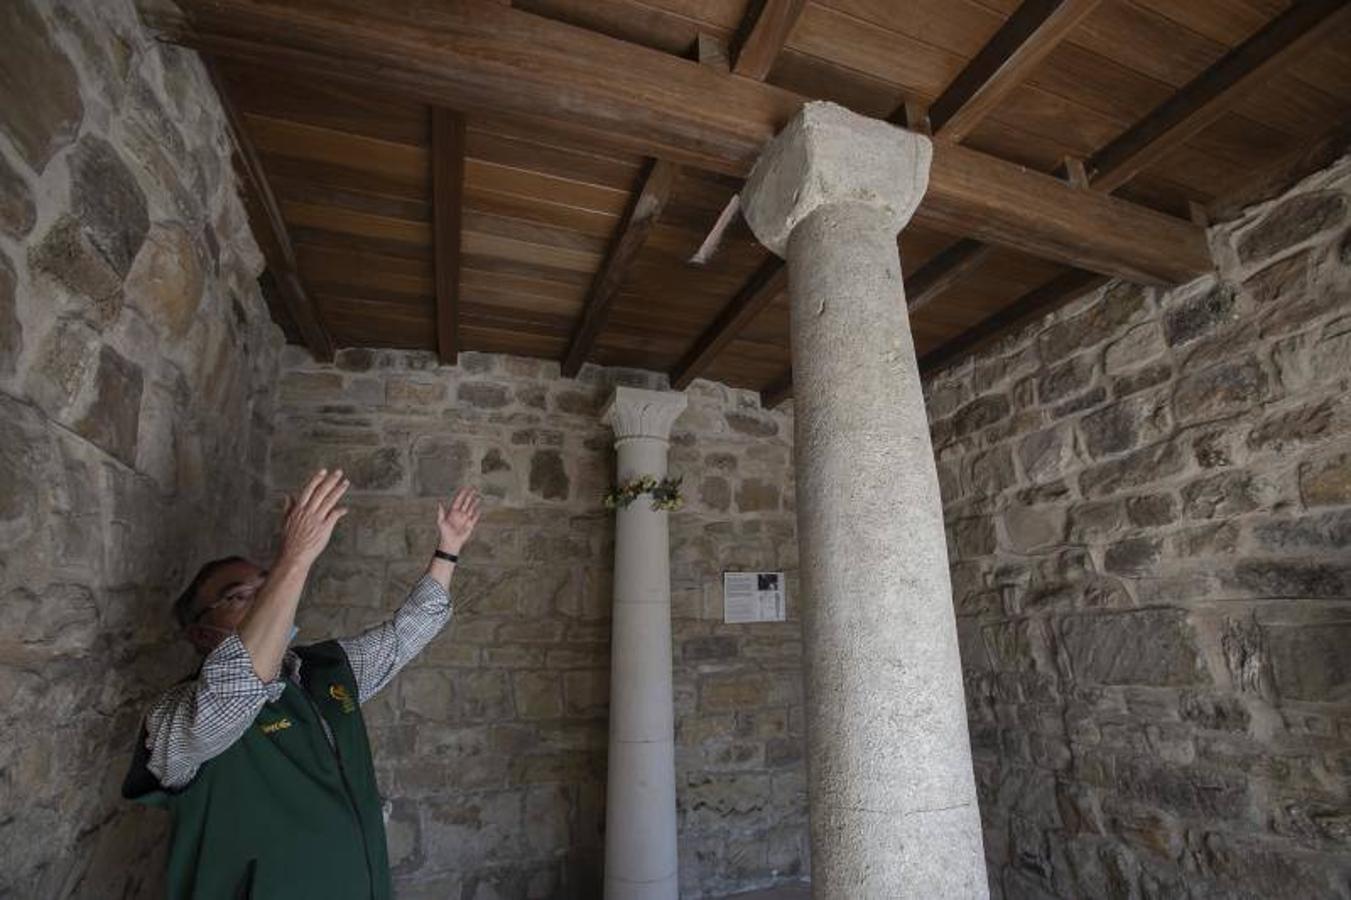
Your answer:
[1088,0,1351,193]
[560,158,681,376]
[905,238,994,313]
[922,0,1103,142]
[148,0,1212,286]
[1208,118,1351,223]
[731,0,807,80]
[919,268,1110,375]
[760,368,794,409]
[207,62,334,361]
[670,259,786,389]
[432,108,466,365]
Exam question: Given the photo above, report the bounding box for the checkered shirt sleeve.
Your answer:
[141,575,451,789]
[144,634,280,789]
[339,575,453,704]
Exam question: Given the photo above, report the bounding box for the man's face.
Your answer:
[186,560,266,650]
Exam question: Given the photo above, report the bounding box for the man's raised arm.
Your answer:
[340,486,482,703]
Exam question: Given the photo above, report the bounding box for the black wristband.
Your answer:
[433,549,459,564]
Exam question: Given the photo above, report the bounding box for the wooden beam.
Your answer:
[922,0,1102,142]
[1089,0,1351,193]
[206,62,334,361]
[148,0,1212,285]
[670,259,786,389]
[906,239,993,313]
[560,159,680,376]
[919,269,1109,376]
[761,368,793,409]
[912,144,1205,283]
[431,108,465,365]
[730,0,807,81]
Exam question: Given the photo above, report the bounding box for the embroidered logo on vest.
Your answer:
[329,683,357,714]
[260,717,293,734]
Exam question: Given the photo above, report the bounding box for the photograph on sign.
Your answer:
[723,571,786,623]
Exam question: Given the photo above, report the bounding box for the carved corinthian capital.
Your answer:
[601,386,688,442]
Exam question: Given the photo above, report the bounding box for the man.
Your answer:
[123,468,481,899]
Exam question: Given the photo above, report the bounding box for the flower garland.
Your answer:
[603,474,684,512]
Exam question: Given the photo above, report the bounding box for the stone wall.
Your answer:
[267,349,806,898]
[925,159,1351,898]
[0,0,283,895]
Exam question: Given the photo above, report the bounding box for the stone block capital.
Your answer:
[601,386,688,441]
[740,101,932,257]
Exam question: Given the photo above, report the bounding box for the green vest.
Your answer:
[123,641,391,900]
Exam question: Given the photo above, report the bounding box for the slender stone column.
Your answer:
[741,102,988,897]
[600,386,688,900]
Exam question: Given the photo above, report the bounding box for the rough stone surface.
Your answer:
[0,0,84,172]
[123,222,205,338]
[269,354,803,898]
[0,153,36,239]
[0,3,284,896]
[67,136,149,277]
[0,253,19,377]
[926,159,1351,900]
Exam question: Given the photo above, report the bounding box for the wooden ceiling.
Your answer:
[147,0,1351,405]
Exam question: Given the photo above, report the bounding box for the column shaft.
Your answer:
[603,387,685,900]
[788,202,986,897]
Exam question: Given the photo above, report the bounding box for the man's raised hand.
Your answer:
[280,468,350,567]
[437,486,482,555]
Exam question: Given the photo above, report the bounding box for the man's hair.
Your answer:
[173,556,249,628]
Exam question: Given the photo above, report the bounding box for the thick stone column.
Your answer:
[741,102,988,897]
[600,386,688,900]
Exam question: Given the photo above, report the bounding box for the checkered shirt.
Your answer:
[143,575,452,789]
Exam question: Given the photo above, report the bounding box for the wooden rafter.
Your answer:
[671,259,785,390]
[730,0,807,81]
[146,0,1211,286]
[561,159,679,377]
[919,269,1110,375]
[207,62,334,360]
[760,369,793,410]
[431,108,465,365]
[900,0,1348,368]
[906,239,993,313]
[919,0,1103,142]
[1089,0,1351,192]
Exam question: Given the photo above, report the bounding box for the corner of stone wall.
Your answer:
[0,0,283,895]
[924,153,1351,899]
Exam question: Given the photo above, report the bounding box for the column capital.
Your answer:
[601,386,688,441]
[741,101,932,258]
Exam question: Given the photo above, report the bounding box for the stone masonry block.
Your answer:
[1059,609,1207,686]
[0,0,84,172]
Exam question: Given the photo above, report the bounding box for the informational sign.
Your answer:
[723,571,786,624]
